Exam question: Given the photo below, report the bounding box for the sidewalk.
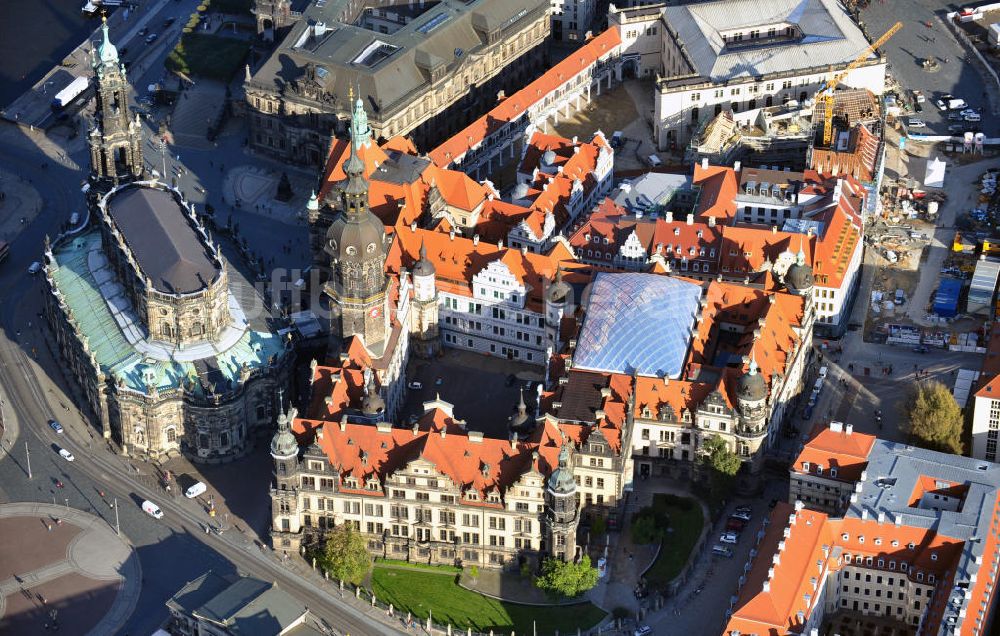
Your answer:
[0,168,43,244]
[589,479,710,617]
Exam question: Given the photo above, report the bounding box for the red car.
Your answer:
[726,517,746,533]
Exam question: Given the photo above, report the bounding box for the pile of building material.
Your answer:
[983,171,997,196]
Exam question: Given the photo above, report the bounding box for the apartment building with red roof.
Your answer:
[544,275,814,496]
[725,430,1000,636]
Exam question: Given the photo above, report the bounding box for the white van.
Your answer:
[647,154,662,167]
[818,366,828,379]
[184,481,207,499]
[142,500,164,519]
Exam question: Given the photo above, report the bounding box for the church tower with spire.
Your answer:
[322,92,390,354]
[88,17,144,189]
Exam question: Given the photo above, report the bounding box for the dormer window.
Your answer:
[674,228,680,236]
[802,461,810,472]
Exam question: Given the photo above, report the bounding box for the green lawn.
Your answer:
[370,565,606,635]
[642,494,705,586]
[166,32,249,80]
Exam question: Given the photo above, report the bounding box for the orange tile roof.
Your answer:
[429,27,622,168]
[693,163,738,221]
[568,198,721,270]
[386,226,575,311]
[724,503,970,636]
[792,423,876,483]
[307,414,565,500]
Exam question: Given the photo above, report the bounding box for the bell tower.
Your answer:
[322,91,390,354]
[88,17,144,189]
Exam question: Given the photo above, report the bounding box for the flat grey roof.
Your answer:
[664,0,876,82]
[106,186,220,294]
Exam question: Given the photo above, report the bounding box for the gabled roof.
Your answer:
[792,422,876,483]
[386,226,574,310]
[311,418,562,499]
[429,27,621,167]
[693,163,738,221]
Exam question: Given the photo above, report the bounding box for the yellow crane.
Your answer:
[817,21,902,147]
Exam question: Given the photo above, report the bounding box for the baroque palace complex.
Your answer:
[265,70,872,568]
[23,0,1000,634]
[252,0,890,572]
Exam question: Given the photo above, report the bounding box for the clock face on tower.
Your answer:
[370,307,381,318]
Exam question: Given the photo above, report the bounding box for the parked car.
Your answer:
[58,448,74,462]
[138,27,148,36]
[145,33,158,44]
[913,345,929,354]
[731,511,752,522]
[49,419,64,434]
[719,532,738,544]
[163,17,176,27]
[734,504,752,514]
[634,627,653,636]
[948,124,966,133]
[726,517,746,532]
[712,545,734,558]
[907,118,926,128]
[961,108,979,117]
[184,482,207,499]
[964,112,982,122]
[407,381,423,390]
[818,366,829,379]
[948,113,964,121]
[28,261,42,274]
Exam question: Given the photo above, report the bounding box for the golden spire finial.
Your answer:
[348,85,354,102]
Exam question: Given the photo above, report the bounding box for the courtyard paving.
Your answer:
[0,502,140,635]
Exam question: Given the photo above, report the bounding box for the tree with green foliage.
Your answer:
[701,434,742,476]
[903,381,963,454]
[534,556,599,598]
[468,564,479,582]
[699,434,741,504]
[319,524,371,585]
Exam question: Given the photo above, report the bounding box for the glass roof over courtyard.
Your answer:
[574,273,701,378]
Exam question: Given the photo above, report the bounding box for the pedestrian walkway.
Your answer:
[170,80,227,149]
[0,502,140,635]
[222,165,312,225]
[0,167,43,243]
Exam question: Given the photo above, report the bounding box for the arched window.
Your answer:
[190,322,204,337]
[166,428,177,443]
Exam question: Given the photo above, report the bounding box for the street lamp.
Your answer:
[25,442,31,479]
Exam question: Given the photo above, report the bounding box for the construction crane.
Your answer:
[817,21,902,147]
